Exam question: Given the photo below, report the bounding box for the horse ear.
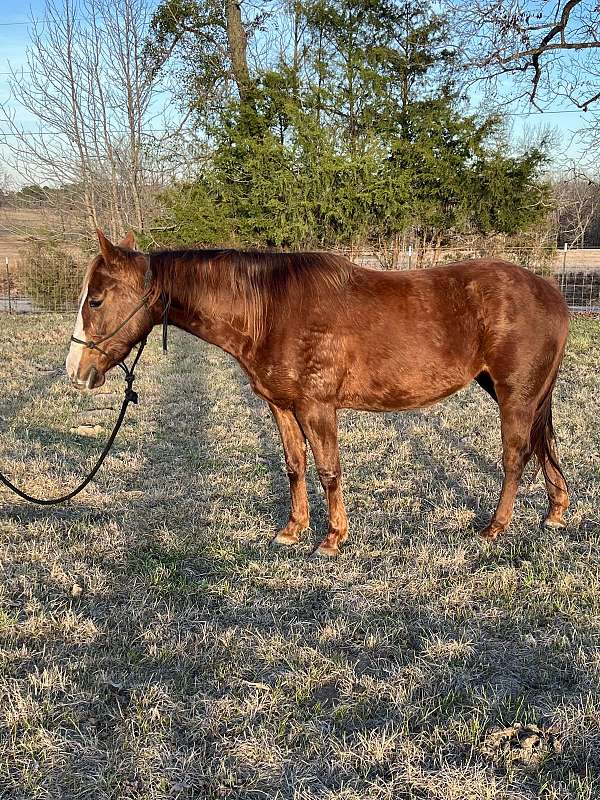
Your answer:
[96,229,120,264]
[120,230,137,250]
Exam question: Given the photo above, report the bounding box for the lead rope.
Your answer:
[0,338,146,506]
[161,291,171,352]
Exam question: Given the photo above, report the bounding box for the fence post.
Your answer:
[558,242,567,301]
[5,256,12,314]
[408,244,412,270]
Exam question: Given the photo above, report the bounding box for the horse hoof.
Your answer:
[479,524,503,541]
[543,517,566,530]
[270,530,300,547]
[311,544,340,558]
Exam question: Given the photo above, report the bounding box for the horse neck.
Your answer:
[155,252,255,360]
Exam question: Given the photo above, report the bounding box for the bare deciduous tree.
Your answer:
[0,0,177,240]
[449,0,600,110]
[553,173,600,246]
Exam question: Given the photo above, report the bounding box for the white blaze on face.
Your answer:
[66,281,88,383]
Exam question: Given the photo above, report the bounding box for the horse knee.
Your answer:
[286,460,304,480]
[285,448,306,479]
[316,468,340,491]
[503,448,528,474]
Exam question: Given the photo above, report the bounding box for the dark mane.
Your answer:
[149,248,355,340]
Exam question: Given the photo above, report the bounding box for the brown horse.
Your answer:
[66,230,570,556]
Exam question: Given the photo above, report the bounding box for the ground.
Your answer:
[0,313,598,800]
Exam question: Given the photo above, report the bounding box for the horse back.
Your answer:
[253,259,569,411]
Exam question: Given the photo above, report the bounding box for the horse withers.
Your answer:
[66,230,570,556]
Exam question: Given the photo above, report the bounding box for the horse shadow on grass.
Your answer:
[0,336,241,795]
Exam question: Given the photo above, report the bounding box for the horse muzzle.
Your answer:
[70,365,106,391]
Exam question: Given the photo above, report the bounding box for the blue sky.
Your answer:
[0,1,48,131]
[0,2,46,73]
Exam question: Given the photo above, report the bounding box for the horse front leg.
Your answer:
[294,401,348,557]
[269,403,310,546]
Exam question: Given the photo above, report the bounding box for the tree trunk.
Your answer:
[225,0,252,102]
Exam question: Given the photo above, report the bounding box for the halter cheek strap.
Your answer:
[70,291,152,378]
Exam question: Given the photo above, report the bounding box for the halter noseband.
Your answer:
[70,254,171,384]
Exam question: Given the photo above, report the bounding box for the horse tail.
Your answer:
[529,372,567,492]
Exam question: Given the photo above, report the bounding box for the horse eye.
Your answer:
[88,298,103,309]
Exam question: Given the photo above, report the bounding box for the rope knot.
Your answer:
[124,387,138,404]
[124,373,138,404]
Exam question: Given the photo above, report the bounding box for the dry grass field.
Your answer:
[0,312,598,800]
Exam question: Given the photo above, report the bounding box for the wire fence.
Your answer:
[0,252,83,313]
[557,271,600,312]
[0,244,599,315]
[344,246,600,313]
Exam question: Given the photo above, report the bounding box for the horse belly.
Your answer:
[339,346,481,411]
[254,321,482,411]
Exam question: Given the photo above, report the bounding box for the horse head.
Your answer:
[66,230,154,389]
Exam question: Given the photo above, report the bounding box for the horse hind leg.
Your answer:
[480,374,568,540]
[480,400,535,540]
